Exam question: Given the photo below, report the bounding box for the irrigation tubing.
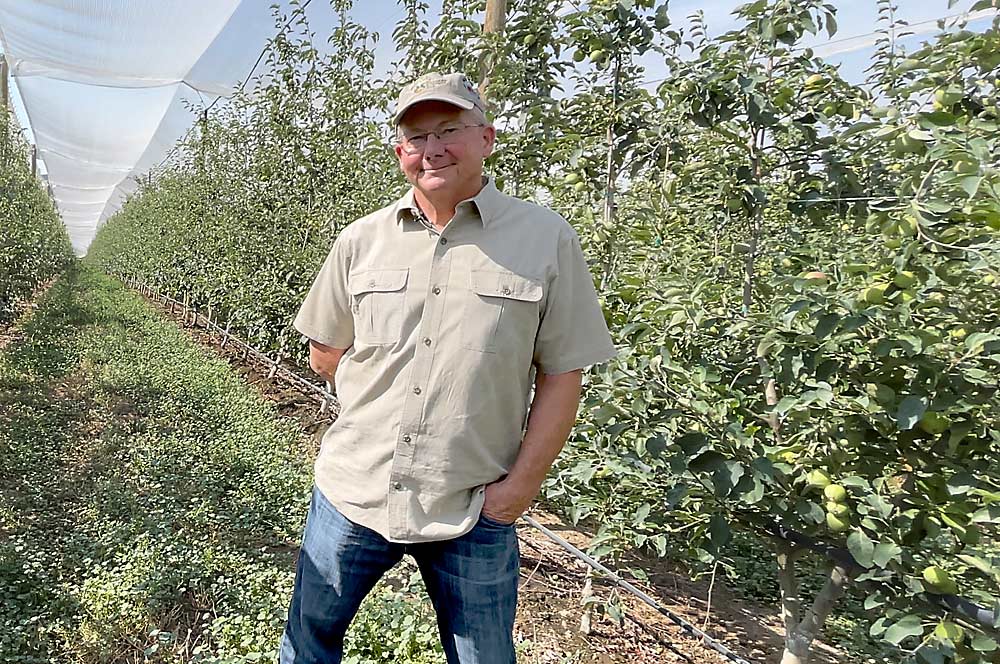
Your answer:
[125,275,754,663]
[521,515,753,664]
[122,276,998,655]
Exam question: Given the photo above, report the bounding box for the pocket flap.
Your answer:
[470,270,542,302]
[348,269,409,295]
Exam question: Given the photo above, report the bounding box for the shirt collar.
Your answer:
[394,176,502,229]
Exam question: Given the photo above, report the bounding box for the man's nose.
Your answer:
[422,132,447,156]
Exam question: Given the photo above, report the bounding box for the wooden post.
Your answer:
[478,0,507,101]
[221,321,232,348]
[31,146,36,177]
[1,59,8,110]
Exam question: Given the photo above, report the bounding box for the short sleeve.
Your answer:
[533,229,616,374]
[293,233,355,348]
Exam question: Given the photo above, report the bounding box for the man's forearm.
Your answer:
[481,369,583,523]
[506,369,583,490]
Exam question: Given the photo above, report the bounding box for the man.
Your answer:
[280,72,615,664]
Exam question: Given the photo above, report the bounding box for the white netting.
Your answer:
[0,0,254,255]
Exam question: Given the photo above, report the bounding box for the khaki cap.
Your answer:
[392,72,485,125]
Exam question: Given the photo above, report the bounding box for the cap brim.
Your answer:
[392,94,475,124]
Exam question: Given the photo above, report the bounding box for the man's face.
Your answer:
[394,101,495,203]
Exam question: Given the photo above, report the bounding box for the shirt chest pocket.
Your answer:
[461,270,543,353]
[349,268,409,345]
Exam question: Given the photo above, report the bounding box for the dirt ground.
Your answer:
[138,287,848,664]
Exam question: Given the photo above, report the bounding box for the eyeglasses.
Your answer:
[397,123,485,154]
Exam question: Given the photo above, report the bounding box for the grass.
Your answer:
[0,265,444,663]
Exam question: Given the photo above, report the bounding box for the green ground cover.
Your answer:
[0,265,442,663]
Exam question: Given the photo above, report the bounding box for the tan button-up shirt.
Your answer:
[294,177,615,543]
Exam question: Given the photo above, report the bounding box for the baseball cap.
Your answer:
[392,72,486,125]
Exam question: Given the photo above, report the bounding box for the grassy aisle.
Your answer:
[0,266,442,664]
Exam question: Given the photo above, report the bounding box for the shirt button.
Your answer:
[402,434,411,443]
[394,482,403,491]
[423,337,432,346]
[413,386,422,395]
[432,286,441,295]
[368,279,376,287]
[440,237,448,245]
[502,287,512,295]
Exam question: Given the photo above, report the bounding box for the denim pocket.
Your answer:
[479,512,516,528]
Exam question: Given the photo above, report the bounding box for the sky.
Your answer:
[1,0,995,252]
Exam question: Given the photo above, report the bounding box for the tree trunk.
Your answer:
[776,546,851,664]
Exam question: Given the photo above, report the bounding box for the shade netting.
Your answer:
[0,0,269,255]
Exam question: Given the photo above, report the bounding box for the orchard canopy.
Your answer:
[2,1,1000,663]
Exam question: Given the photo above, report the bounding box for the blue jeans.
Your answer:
[279,486,519,664]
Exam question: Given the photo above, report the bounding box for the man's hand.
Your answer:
[482,476,537,525]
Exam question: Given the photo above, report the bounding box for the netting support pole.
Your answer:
[478,0,507,101]
[0,60,8,110]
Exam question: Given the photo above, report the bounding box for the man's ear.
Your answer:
[482,125,497,158]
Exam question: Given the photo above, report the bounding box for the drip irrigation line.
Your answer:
[520,515,754,664]
[126,277,336,409]
[120,275,1000,653]
[516,528,695,662]
[123,274,751,664]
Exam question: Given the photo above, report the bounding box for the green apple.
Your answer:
[826,502,850,518]
[934,88,964,106]
[807,469,832,489]
[922,565,958,594]
[893,270,917,288]
[826,512,850,532]
[918,412,950,435]
[804,73,828,88]
[823,484,848,503]
[897,215,918,237]
[861,283,889,305]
